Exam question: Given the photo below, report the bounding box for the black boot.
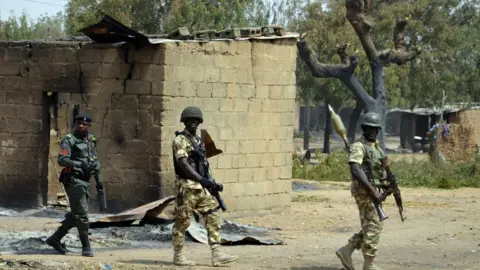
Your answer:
[76,221,94,257]
[45,213,75,254]
[45,227,69,254]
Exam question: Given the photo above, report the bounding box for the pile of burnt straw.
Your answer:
[437,123,477,162]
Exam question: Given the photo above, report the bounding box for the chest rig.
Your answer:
[361,141,386,186]
[173,131,210,179]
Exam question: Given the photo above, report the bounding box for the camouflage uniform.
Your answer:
[171,131,221,248]
[347,138,385,258]
[336,112,386,270]
[171,106,238,267]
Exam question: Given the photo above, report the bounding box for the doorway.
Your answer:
[44,91,78,203]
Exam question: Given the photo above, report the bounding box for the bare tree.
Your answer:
[297,0,421,149]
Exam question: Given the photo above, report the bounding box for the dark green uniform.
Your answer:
[58,131,100,223]
[46,113,101,257]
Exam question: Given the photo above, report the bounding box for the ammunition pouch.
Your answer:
[59,167,72,184]
[172,131,208,180]
[176,194,184,206]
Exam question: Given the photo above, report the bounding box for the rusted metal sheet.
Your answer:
[202,129,223,158]
[78,15,149,46]
[89,195,175,228]
[187,216,285,246]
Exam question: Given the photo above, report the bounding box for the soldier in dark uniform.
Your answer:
[45,113,103,257]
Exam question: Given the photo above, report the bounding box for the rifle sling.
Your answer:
[179,132,221,214]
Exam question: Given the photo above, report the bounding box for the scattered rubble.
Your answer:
[0,196,285,255]
[292,181,320,192]
[47,193,69,209]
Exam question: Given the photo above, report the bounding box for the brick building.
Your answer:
[0,18,298,216]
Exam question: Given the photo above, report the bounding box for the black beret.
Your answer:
[75,113,92,122]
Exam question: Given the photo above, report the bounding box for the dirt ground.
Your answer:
[1,180,479,270]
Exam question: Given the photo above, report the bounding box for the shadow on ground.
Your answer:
[290,267,343,270]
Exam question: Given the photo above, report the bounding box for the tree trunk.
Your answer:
[323,103,332,153]
[303,90,311,151]
[370,60,387,150]
[348,101,362,143]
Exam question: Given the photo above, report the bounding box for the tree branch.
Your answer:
[335,42,376,106]
[297,37,376,112]
[346,0,378,62]
[336,43,350,64]
[343,73,376,108]
[379,16,421,65]
[297,38,358,78]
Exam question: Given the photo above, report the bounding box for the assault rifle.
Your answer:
[88,158,108,212]
[379,162,406,222]
[177,129,227,212]
[200,129,227,212]
[328,105,405,222]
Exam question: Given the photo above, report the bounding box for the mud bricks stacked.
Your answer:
[159,40,297,217]
[0,37,297,216]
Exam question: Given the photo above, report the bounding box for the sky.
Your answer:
[0,0,66,21]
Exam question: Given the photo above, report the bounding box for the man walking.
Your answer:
[45,113,103,257]
[171,106,238,267]
[336,112,389,270]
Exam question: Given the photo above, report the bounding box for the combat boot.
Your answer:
[211,244,238,267]
[45,227,69,255]
[77,221,94,257]
[45,214,75,255]
[335,241,356,270]
[363,256,381,270]
[173,247,196,266]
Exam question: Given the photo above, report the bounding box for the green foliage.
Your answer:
[0,11,65,40]
[293,150,350,182]
[293,152,480,189]
[64,0,285,35]
[392,155,480,189]
[291,0,480,110]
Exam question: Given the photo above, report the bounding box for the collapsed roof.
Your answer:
[73,15,299,46]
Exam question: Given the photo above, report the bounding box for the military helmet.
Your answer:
[180,106,203,123]
[361,112,382,128]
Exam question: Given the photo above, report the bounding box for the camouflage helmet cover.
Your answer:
[361,112,382,128]
[180,106,203,123]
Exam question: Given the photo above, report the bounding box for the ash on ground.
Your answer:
[0,207,284,255]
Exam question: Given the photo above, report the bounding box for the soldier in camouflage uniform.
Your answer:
[45,113,103,257]
[335,112,389,270]
[171,106,238,267]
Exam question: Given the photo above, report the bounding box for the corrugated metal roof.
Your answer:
[388,103,480,116]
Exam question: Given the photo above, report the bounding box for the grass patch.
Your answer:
[293,150,480,189]
[292,195,330,203]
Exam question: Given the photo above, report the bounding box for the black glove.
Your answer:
[215,183,224,192]
[199,177,216,189]
[97,183,104,192]
[79,160,95,175]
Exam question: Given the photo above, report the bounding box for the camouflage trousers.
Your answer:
[348,181,384,258]
[172,186,221,248]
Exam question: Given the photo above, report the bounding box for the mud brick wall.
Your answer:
[158,40,297,217]
[0,38,297,216]
[0,41,82,208]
